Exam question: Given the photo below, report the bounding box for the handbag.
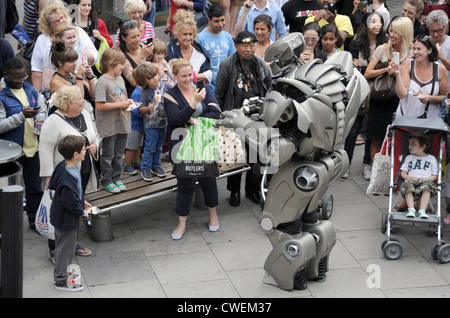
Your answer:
[366,130,391,195]
[217,125,246,173]
[190,0,212,28]
[368,43,396,101]
[173,116,220,178]
[35,189,55,240]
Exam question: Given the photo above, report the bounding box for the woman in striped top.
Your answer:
[114,0,155,46]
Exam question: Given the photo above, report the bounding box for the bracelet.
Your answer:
[75,76,84,81]
[86,76,94,80]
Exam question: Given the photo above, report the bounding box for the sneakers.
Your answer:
[363,164,372,180]
[406,208,429,219]
[123,164,138,175]
[418,208,429,219]
[132,161,142,170]
[141,169,153,182]
[101,183,121,193]
[151,166,166,178]
[341,169,350,179]
[114,180,127,191]
[406,208,416,218]
[55,282,84,292]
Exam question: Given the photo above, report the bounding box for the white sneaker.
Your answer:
[341,169,350,179]
[418,209,429,219]
[406,209,416,218]
[363,164,372,180]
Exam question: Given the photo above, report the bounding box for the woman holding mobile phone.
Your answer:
[393,34,448,118]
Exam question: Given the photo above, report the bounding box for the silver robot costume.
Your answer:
[215,33,370,290]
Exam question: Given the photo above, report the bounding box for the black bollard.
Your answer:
[0,185,24,298]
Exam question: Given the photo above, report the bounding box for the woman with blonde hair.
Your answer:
[39,84,100,261]
[365,16,414,164]
[114,0,155,46]
[31,1,98,93]
[166,10,212,84]
[163,58,221,240]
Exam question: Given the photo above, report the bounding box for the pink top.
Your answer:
[114,21,155,45]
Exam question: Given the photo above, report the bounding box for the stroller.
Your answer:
[381,115,450,262]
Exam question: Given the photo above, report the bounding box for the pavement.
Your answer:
[20,141,450,299]
[18,0,450,301]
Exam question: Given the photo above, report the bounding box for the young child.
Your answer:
[49,135,90,292]
[400,132,438,219]
[95,48,133,193]
[149,38,174,85]
[122,83,145,176]
[134,63,172,181]
[320,24,340,57]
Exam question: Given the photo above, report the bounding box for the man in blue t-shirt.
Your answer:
[198,3,236,94]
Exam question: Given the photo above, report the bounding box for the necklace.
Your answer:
[65,114,82,130]
[56,72,76,85]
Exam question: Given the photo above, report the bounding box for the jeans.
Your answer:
[100,134,128,185]
[142,1,156,27]
[142,127,166,170]
[17,152,43,223]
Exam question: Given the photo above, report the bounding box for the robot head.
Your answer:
[265,33,306,74]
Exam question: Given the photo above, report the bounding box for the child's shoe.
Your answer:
[114,180,127,191]
[132,161,142,170]
[141,169,153,182]
[123,164,138,175]
[418,208,429,219]
[151,166,166,178]
[406,208,416,218]
[55,282,84,292]
[101,183,121,193]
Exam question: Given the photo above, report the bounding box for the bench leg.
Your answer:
[91,212,113,242]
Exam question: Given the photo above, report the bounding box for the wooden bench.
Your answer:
[84,161,249,241]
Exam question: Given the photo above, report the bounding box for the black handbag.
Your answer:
[368,43,396,100]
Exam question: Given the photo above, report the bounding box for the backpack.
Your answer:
[5,0,19,34]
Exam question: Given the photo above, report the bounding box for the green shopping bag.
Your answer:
[173,117,220,178]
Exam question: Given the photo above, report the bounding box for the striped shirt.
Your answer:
[23,0,39,38]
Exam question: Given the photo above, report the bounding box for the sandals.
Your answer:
[393,204,407,212]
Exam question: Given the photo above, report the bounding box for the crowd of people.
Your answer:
[3,0,450,292]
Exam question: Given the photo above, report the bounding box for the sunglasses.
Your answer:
[416,34,430,42]
[122,20,138,29]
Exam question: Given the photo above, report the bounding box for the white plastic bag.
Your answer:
[366,131,391,195]
[35,189,55,240]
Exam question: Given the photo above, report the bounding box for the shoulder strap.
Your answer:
[163,92,179,108]
[122,51,137,68]
[384,43,391,62]
[53,112,90,144]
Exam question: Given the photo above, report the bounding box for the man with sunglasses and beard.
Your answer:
[215,31,272,207]
[0,58,47,229]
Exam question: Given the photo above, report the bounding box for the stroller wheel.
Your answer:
[438,244,450,264]
[383,240,403,260]
[381,211,388,234]
[431,240,447,260]
[321,194,333,220]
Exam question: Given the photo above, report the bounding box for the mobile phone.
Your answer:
[197,80,204,91]
[393,52,400,65]
[146,37,153,45]
[82,55,88,64]
[304,47,312,55]
[328,2,336,14]
[357,1,366,10]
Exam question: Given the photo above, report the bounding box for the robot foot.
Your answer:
[263,270,308,290]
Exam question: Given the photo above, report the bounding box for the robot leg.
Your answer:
[302,211,337,282]
[263,227,316,291]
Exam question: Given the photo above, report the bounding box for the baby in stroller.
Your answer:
[400,132,438,219]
